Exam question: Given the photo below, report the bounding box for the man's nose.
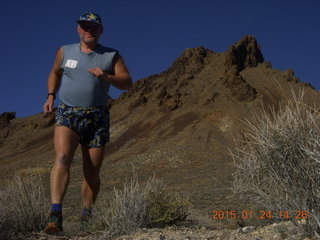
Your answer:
[86,28,96,33]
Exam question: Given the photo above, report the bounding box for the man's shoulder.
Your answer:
[97,44,119,54]
[61,43,80,50]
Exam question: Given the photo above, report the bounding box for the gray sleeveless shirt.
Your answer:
[58,43,118,107]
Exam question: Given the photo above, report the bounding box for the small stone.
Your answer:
[295,233,304,238]
[273,224,287,233]
[284,221,295,227]
[205,236,217,240]
[220,231,231,239]
[159,233,166,240]
[242,226,256,233]
[257,227,265,235]
[280,233,288,239]
[299,219,307,225]
[272,233,284,240]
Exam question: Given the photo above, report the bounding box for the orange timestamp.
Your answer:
[212,210,309,220]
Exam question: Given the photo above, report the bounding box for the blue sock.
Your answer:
[81,208,92,217]
[51,203,62,213]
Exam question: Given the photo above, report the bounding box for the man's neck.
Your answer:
[80,42,99,53]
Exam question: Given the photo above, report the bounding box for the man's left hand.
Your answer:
[88,67,105,78]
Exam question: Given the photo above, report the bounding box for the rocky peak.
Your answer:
[220,35,264,102]
[225,35,264,72]
[114,47,214,107]
[172,46,211,66]
[166,46,214,76]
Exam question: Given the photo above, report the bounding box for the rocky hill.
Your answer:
[0,35,319,230]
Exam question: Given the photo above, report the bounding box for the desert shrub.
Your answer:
[232,91,320,235]
[88,172,190,239]
[144,179,190,227]
[0,168,49,239]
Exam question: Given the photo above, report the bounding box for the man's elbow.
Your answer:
[123,77,132,90]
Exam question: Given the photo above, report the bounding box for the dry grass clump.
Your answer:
[232,91,320,236]
[0,168,49,239]
[88,172,190,239]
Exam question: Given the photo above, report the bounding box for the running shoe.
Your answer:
[43,211,63,234]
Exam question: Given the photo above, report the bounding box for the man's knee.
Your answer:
[83,167,100,181]
[54,153,73,169]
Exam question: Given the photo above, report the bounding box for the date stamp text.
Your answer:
[211,210,308,220]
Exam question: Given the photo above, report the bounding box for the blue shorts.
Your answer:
[55,103,110,148]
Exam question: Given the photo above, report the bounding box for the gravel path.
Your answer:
[27,221,319,240]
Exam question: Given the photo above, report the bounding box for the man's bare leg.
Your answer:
[44,126,80,234]
[81,146,105,209]
[50,126,80,204]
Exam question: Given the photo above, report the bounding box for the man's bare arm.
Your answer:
[88,54,132,90]
[43,48,63,114]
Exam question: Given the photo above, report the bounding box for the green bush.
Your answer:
[232,91,320,235]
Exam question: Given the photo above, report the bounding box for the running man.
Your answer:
[43,12,132,234]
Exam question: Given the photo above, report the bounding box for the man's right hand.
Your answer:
[43,97,55,114]
[44,47,63,115]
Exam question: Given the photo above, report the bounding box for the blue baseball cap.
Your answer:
[77,12,102,26]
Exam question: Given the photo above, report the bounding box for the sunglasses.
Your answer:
[79,22,101,30]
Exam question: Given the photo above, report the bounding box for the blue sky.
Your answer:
[1,0,319,117]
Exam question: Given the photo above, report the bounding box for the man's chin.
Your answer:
[81,36,98,43]
[82,37,98,45]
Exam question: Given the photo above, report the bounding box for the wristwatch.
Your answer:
[47,93,56,100]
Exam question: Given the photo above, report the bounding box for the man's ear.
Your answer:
[77,25,81,33]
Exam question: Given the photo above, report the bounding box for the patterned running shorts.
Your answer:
[55,103,110,148]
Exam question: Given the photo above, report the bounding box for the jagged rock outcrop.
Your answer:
[0,112,15,130]
[166,46,213,76]
[225,35,264,72]
[286,68,300,83]
[220,35,263,102]
[117,47,215,112]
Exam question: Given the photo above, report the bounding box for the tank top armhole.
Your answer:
[59,46,65,69]
[110,51,120,74]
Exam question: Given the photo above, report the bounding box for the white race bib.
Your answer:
[65,59,78,69]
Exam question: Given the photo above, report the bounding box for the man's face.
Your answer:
[77,22,103,45]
